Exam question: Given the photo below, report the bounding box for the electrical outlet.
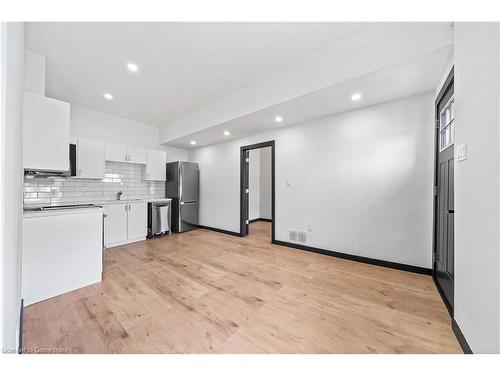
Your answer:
[306,223,313,232]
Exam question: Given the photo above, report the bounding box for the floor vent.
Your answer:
[288,229,307,244]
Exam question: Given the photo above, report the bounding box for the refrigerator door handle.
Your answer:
[179,164,183,203]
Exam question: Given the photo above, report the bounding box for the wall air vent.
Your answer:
[297,231,307,243]
[288,229,307,244]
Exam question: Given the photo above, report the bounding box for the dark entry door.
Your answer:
[434,73,455,314]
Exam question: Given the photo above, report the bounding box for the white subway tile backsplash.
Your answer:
[23,161,165,207]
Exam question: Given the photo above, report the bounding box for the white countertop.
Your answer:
[23,198,172,216]
[23,206,103,218]
[97,198,171,205]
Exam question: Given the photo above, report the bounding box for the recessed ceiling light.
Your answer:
[351,93,362,101]
[190,140,197,145]
[275,116,283,123]
[103,93,113,100]
[223,130,230,136]
[127,62,139,73]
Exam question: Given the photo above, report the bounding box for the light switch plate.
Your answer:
[457,143,467,162]
[286,179,292,187]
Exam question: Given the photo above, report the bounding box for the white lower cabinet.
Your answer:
[103,203,128,245]
[127,202,147,239]
[104,202,147,247]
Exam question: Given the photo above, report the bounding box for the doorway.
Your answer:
[240,141,275,240]
[433,67,455,316]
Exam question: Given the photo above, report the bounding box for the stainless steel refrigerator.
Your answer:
[166,161,199,232]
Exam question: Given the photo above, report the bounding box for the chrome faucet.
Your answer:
[117,191,123,200]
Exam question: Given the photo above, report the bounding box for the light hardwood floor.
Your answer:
[23,221,462,353]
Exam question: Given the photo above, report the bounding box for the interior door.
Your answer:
[242,150,250,235]
[434,76,455,314]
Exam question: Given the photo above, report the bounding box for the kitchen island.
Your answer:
[22,206,104,306]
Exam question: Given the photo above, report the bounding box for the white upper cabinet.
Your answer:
[105,142,146,164]
[105,142,128,163]
[23,92,70,171]
[144,149,167,181]
[76,138,105,179]
[127,146,147,164]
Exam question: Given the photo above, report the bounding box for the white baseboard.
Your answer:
[105,237,146,248]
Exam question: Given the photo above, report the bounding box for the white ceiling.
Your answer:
[168,46,453,148]
[25,22,372,127]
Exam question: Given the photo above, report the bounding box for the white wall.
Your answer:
[248,149,260,220]
[259,147,272,220]
[454,23,500,353]
[190,93,434,267]
[69,104,188,162]
[24,49,45,96]
[0,22,24,352]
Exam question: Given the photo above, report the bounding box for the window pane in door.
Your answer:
[441,113,446,131]
[445,108,451,125]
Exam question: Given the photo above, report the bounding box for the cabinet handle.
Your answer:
[78,169,81,176]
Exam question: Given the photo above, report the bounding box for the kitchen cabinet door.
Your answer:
[23,92,70,171]
[127,146,147,164]
[127,202,147,240]
[77,138,105,179]
[103,204,128,246]
[145,149,167,180]
[105,142,128,163]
